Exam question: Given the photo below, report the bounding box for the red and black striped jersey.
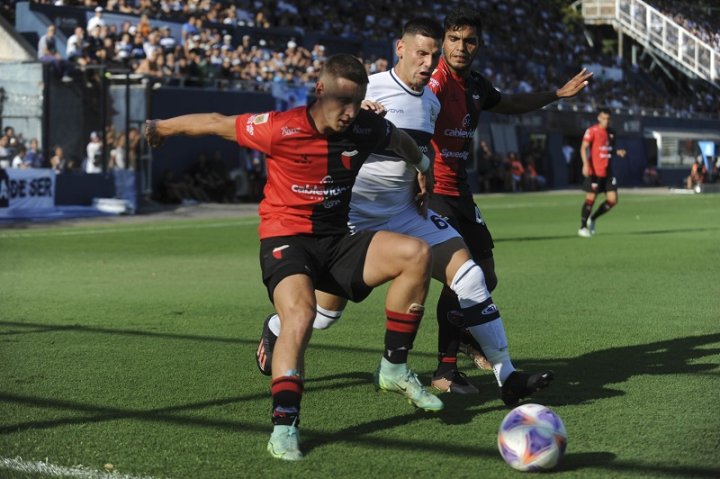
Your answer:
[582,124,615,177]
[235,106,395,239]
[429,57,501,197]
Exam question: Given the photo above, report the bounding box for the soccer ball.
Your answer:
[497,403,567,472]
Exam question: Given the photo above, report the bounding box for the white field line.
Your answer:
[0,218,259,240]
[0,456,163,479]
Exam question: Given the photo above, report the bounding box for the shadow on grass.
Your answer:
[2,322,719,476]
[518,332,720,407]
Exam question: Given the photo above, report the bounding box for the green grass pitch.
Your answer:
[1,190,719,478]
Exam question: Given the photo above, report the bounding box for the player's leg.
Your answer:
[588,181,618,233]
[361,230,443,411]
[441,241,554,405]
[579,177,597,237]
[266,274,316,461]
[257,291,347,376]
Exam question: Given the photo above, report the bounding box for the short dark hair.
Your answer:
[402,17,444,40]
[444,7,483,36]
[321,54,368,85]
[598,107,611,115]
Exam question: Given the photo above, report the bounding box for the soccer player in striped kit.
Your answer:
[145,54,442,461]
[578,107,627,237]
[428,7,592,399]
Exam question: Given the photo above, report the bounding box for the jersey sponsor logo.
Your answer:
[281,126,301,137]
[440,148,470,160]
[353,124,371,135]
[291,175,350,204]
[386,108,405,114]
[272,244,289,259]
[443,128,473,138]
[429,77,440,88]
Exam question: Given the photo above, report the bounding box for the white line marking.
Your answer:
[0,218,259,239]
[0,456,163,479]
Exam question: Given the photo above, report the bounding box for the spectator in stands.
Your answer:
[509,152,525,192]
[0,136,10,169]
[11,144,28,169]
[643,165,661,186]
[156,169,205,204]
[524,158,546,191]
[50,145,68,174]
[66,26,87,63]
[37,24,61,62]
[87,6,105,33]
[25,138,44,168]
[686,156,707,191]
[181,15,200,47]
[85,131,103,174]
[109,133,126,170]
[245,148,266,202]
[3,126,18,154]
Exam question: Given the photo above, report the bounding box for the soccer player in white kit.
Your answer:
[258,17,553,404]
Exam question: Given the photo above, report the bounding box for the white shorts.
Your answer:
[349,202,461,247]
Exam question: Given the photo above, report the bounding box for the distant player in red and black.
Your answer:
[428,7,592,401]
[144,54,442,461]
[578,107,627,237]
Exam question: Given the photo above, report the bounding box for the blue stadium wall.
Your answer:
[148,88,275,190]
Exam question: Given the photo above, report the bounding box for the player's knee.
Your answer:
[404,237,432,272]
[608,198,618,207]
[281,307,316,336]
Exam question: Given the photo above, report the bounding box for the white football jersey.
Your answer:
[350,68,440,219]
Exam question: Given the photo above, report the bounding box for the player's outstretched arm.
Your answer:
[490,68,593,115]
[144,113,238,148]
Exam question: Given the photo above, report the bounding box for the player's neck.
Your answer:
[445,62,470,80]
[392,67,423,93]
[308,102,332,135]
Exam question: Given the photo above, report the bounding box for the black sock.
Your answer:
[581,201,593,228]
[435,287,461,374]
[383,308,422,364]
[591,201,613,220]
[271,375,303,426]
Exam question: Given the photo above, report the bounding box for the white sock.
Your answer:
[267,306,344,337]
[268,313,281,336]
[450,259,490,305]
[467,319,515,386]
[313,305,343,329]
[449,259,516,386]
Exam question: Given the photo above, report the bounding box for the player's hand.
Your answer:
[414,168,434,218]
[556,68,593,99]
[617,149,627,158]
[361,100,387,117]
[144,119,165,148]
[582,164,589,177]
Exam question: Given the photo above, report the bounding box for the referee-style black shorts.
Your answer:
[430,194,495,261]
[582,175,618,193]
[259,231,377,304]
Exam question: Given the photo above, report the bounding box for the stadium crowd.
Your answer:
[3,0,715,116]
[1,0,718,200]
[650,0,720,52]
